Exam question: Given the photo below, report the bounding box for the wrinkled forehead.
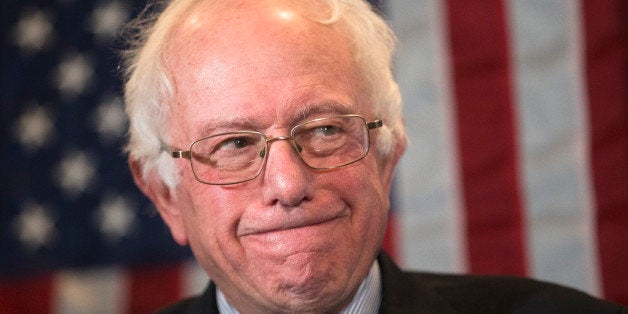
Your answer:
[163,1,362,99]
[164,0,356,89]
[164,0,349,59]
[159,0,369,138]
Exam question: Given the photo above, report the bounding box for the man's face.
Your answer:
[151,1,400,312]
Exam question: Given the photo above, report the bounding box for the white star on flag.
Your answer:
[13,8,55,53]
[95,194,136,243]
[13,202,57,252]
[54,150,97,197]
[92,94,128,143]
[15,105,56,152]
[54,53,94,99]
[90,0,129,42]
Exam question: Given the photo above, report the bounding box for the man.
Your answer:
[121,0,626,313]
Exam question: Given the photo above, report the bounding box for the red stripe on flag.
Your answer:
[445,0,528,275]
[583,0,628,305]
[0,274,53,314]
[128,263,183,313]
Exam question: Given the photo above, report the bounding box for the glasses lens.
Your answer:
[190,131,265,184]
[293,115,369,169]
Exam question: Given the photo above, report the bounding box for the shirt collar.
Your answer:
[216,260,382,313]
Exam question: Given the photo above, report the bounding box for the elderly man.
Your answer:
[122,0,626,313]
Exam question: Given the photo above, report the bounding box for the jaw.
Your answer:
[212,217,369,313]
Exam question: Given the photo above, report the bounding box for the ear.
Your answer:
[379,135,407,194]
[129,157,189,246]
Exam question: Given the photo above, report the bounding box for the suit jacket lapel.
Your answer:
[378,253,457,314]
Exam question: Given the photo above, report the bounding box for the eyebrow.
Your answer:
[195,101,356,136]
[196,116,259,137]
[295,101,354,119]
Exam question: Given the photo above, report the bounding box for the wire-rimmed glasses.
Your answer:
[170,114,383,185]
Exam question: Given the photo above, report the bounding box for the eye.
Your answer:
[215,136,255,152]
[312,125,342,138]
[294,120,347,144]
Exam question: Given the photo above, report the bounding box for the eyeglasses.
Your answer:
[170,114,383,185]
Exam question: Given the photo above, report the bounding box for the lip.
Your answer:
[237,211,347,237]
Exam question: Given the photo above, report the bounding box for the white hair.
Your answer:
[122,0,406,187]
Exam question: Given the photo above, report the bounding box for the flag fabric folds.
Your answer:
[390,0,627,306]
[1,0,626,312]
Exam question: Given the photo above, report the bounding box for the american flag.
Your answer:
[1,1,196,312]
[388,0,627,307]
[1,0,626,313]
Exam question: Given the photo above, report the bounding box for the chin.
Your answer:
[265,290,349,314]
[262,264,353,313]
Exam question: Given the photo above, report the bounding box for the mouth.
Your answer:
[237,212,347,238]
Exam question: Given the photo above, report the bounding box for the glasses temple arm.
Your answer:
[160,141,192,159]
[366,119,383,130]
[171,150,191,158]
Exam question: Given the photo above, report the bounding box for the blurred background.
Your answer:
[1,0,626,312]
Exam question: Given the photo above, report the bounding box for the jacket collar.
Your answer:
[378,252,457,313]
[190,252,458,313]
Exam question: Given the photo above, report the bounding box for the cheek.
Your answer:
[176,184,254,277]
[183,185,245,234]
[176,184,239,244]
[329,160,390,233]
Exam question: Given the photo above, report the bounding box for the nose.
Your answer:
[261,137,313,207]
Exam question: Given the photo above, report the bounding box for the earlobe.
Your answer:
[128,158,189,246]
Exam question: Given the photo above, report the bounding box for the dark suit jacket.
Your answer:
[158,253,626,313]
